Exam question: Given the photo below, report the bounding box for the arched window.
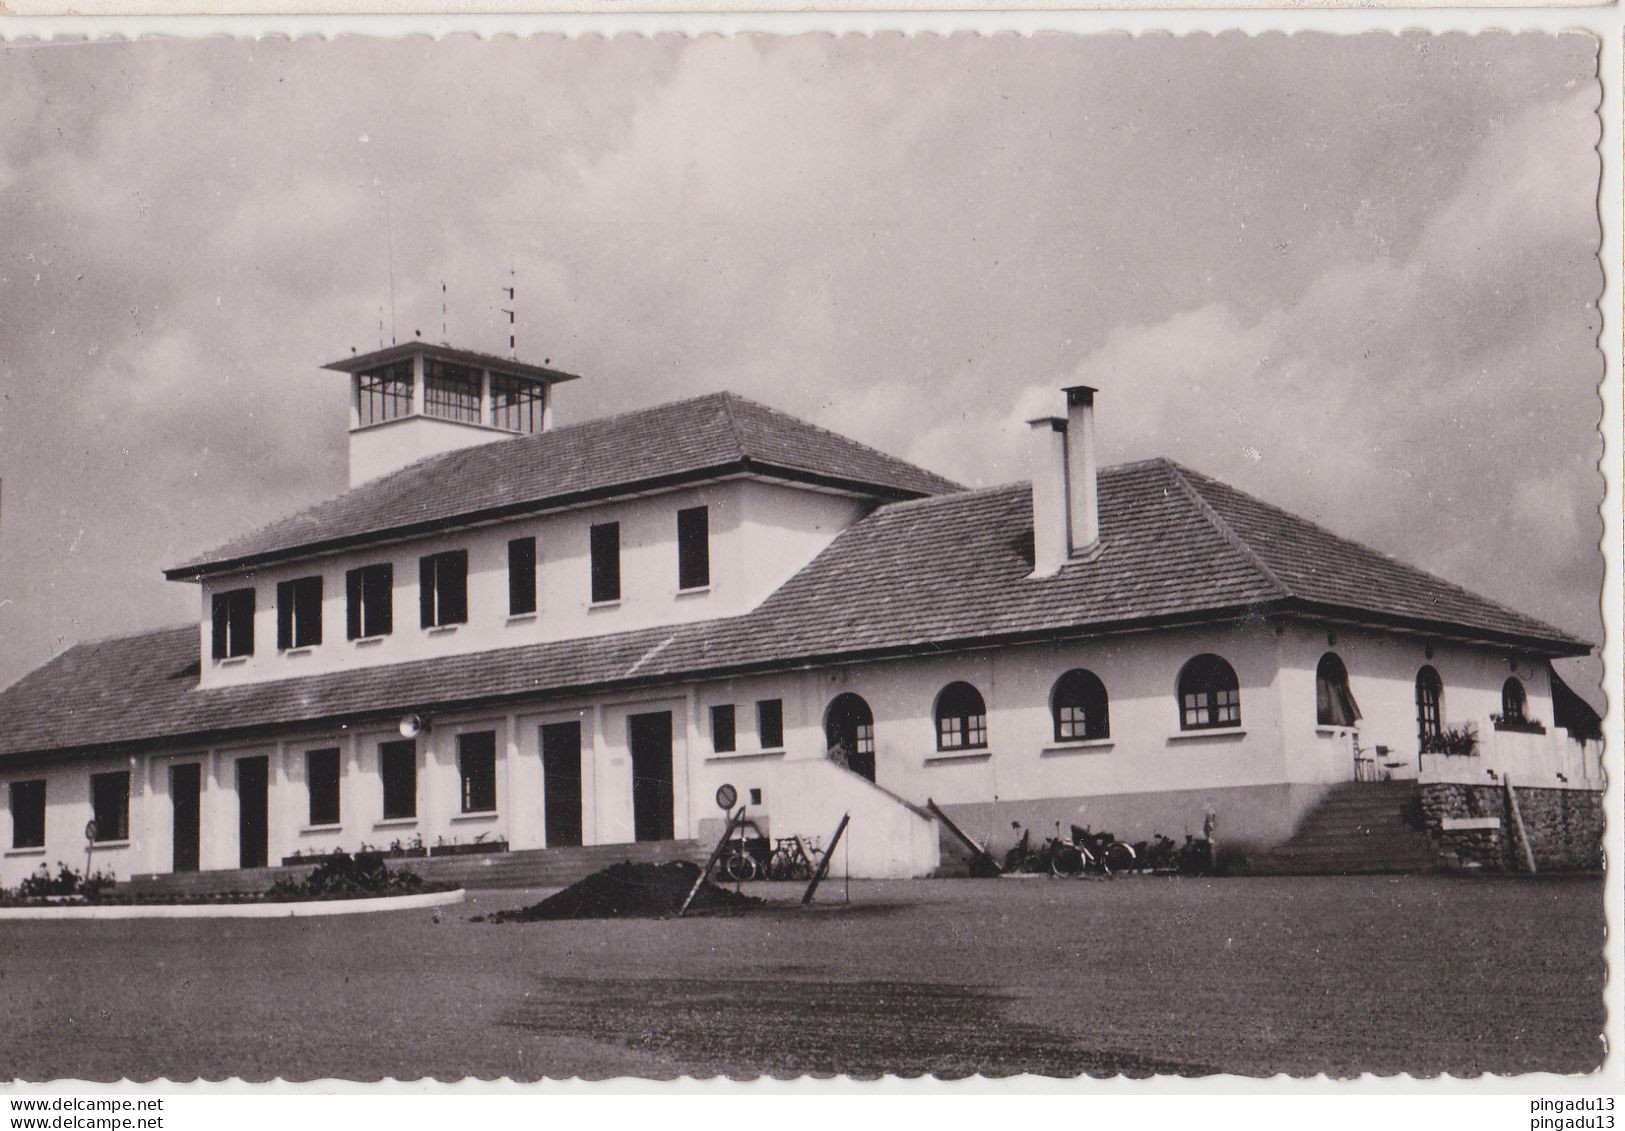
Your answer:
[1501,677,1528,723]
[1177,654,1241,730]
[1315,653,1362,727]
[934,682,988,751]
[1416,666,1443,747]
[1051,669,1110,741]
[824,693,877,783]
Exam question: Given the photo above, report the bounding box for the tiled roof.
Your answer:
[166,392,961,577]
[1,459,1588,761]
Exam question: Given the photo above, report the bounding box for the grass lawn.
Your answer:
[0,873,1603,1081]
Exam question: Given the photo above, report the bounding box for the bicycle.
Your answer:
[1069,824,1137,876]
[766,835,824,881]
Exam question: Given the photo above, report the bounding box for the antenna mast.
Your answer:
[501,269,517,357]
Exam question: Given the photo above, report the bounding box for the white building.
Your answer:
[0,343,1600,882]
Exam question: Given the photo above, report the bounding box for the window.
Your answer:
[211,587,255,659]
[345,563,393,639]
[89,771,129,842]
[419,550,468,628]
[756,699,784,749]
[1051,669,1110,741]
[357,361,414,426]
[935,681,988,750]
[677,506,710,590]
[490,374,544,434]
[1416,666,1443,747]
[1315,653,1362,727]
[306,748,341,827]
[508,537,537,616]
[10,779,44,849]
[424,359,481,424]
[590,522,621,604]
[711,704,737,754]
[1501,677,1528,722]
[276,576,323,650]
[458,731,497,814]
[1178,654,1241,730]
[380,740,417,820]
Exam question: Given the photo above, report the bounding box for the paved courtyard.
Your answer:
[0,874,1603,1081]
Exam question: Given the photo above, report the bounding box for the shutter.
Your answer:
[419,556,436,627]
[212,594,228,659]
[375,564,394,636]
[276,581,294,651]
[345,569,363,640]
[508,537,536,615]
[239,591,254,655]
[444,551,468,624]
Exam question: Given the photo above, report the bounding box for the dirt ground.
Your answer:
[0,873,1603,1081]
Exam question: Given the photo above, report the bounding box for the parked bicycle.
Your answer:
[1069,824,1137,876]
[765,835,825,881]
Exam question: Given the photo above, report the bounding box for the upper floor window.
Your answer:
[1315,653,1361,727]
[10,779,45,849]
[1051,669,1110,741]
[211,587,255,659]
[1501,677,1528,722]
[508,536,537,616]
[306,748,341,827]
[490,374,544,434]
[357,362,413,426]
[1416,666,1443,747]
[677,506,711,590]
[379,739,417,820]
[710,704,737,754]
[757,699,785,749]
[458,731,498,814]
[419,550,468,628]
[345,563,393,639]
[590,522,621,604]
[1178,654,1241,730]
[90,771,130,842]
[276,575,323,650]
[424,359,482,424]
[935,681,988,751]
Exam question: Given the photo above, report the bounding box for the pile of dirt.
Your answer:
[488,860,762,922]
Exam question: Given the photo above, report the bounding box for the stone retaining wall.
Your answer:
[1418,783,1603,871]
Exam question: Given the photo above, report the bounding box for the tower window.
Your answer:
[491,374,545,433]
[357,362,414,426]
[424,359,482,424]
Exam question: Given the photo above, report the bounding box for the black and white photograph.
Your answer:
[0,30,1607,1084]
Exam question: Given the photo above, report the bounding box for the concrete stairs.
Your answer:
[1240,780,1440,875]
[125,838,705,896]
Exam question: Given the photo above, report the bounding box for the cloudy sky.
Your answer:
[0,32,1603,695]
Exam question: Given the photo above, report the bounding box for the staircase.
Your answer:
[125,839,705,897]
[1241,780,1441,875]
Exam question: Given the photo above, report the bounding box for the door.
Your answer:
[825,693,877,784]
[237,755,269,869]
[171,762,201,873]
[540,721,584,848]
[628,711,675,842]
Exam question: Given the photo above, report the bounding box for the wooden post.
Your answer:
[677,805,746,917]
[802,813,850,905]
[1503,778,1538,875]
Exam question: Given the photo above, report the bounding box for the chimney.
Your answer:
[1027,416,1070,577]
[1063,385,1100,556]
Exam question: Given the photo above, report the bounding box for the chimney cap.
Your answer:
[1063,385,1098,408]
[1026,416,1068,432]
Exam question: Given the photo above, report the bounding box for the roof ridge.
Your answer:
[1162,460,1292,598]
[719,392,961,492]
[716,390,749,463]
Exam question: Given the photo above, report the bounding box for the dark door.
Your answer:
[171,763,202,873]
[825,693,877,784]
[237,755,269,869]
[628,711,675,842]
[540,721,584,848]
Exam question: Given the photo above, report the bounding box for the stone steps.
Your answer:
[126,839,706,896]
[1241,782,1440,876]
